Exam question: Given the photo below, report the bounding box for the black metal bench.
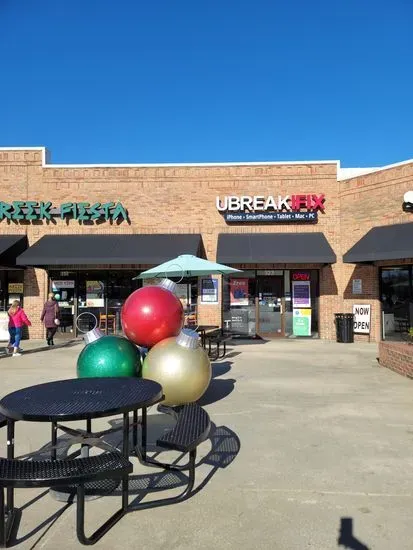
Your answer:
[135,402,211,509]
[206,333,232,360]
[0,452,132,547]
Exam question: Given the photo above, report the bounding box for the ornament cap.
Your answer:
[176,328,199,349]
[158,278,178,295]
[83,328,105,345]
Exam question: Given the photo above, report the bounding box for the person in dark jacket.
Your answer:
[40,293,60,346]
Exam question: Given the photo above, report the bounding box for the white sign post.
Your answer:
[353,304,371,334]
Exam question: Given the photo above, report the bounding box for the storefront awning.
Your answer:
[343,222,413,263]
[0,235,28,268]
[217,233,336,264]
[16,234,202,266]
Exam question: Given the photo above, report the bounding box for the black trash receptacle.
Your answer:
[334,313,354,343]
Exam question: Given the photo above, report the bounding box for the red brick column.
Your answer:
[379,341,413,379]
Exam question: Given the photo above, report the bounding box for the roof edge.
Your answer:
[338,158,413,181]
[0,147,339,169]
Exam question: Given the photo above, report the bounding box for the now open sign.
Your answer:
[353,304,371,334]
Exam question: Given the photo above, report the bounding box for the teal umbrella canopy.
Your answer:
[135,254,242,279]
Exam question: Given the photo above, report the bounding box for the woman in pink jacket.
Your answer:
[8,300,32,357]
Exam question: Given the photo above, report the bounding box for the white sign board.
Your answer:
[352,279,362,295]
[52,280,75,289]
[0,312,9,341]
[353,304,371,334]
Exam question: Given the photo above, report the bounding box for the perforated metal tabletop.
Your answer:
[0,378,163,422]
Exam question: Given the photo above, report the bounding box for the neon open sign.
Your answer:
[292,272,310,281]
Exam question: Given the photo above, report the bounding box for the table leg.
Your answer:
[6,420,14,512]
[141,407,147,461]
[133,410,138,449]
[122,413,129,457]
[81,419,92,458]
[51,421,57,460]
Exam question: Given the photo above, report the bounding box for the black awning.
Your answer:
[343,222,413,263]
[217,233,336,264]
[16,234,202,266]
[0,235,28,267]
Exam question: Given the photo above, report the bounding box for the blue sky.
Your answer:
[1,0,412,166]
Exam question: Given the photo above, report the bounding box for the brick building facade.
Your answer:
[0,147,412,343]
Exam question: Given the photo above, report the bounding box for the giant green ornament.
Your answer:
[77,335,139,378]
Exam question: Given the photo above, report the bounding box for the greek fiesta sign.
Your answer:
[0,201,128,222]
[216,194,325,223]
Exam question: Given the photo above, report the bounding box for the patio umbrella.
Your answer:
[134,255,242,317]
[134,254,242,279]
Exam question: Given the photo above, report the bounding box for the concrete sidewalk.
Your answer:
[1,339,413,549]
[0,337,78,359]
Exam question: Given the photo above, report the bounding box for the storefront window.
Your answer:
[381,267,412,340]
[49,270,142,338]
[223,269,319,339]
[107,271,140,333]
[223,271,257,336]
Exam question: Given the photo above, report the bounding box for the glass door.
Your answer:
[77,273,106,334]
[257,276,284,337]
[49,272,77,340]
[107,271,140,334]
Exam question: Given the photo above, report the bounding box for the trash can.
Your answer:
[334,313,354,343]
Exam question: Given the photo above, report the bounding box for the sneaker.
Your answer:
[12,353,22,357]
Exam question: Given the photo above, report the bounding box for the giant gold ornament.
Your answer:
[142,329,211,406]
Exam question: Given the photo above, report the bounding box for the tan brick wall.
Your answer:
[2,148,411,341]
[339,162,413,342]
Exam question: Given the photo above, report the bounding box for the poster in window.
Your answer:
[201,278,218,303]
[293,308,312,336]
[86,280,105,307]
[292,281,311,308]
[0,311,9,341]
[8,283,24,294]
[230,279,249,306]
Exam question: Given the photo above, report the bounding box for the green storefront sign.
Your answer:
[0,201,128,222]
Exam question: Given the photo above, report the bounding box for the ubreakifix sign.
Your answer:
[216,194,325,223]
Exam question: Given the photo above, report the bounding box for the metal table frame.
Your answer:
[0,377,163,514]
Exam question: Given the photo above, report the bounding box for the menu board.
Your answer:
[292,281,311,308]
[230,279,249,306]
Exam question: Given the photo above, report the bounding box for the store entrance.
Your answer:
[256,276,284,337]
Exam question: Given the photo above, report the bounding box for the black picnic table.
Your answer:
[0,377,163,503]
[195,325,220,348]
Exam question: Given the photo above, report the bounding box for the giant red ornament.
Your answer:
[121,286,184,348]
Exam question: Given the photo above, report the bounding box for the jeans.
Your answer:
[8,327,22,349]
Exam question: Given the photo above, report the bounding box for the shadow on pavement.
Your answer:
[338,517,369,549]
[12,413,240,546]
